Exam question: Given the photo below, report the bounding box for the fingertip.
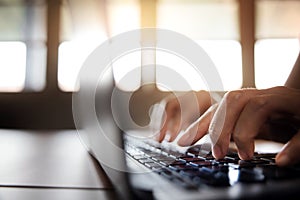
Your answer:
[155,131,164,143]
[276,152,291,167]
[156,125,168,142]
[238,150,253,160]
[212,145,224,159]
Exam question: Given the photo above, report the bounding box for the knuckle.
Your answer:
[247,96,269,111]
[270,86,287,92]
[224,90,244,104]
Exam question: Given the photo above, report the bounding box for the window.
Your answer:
[156,0,241,91]
[255,0,300,88]
[0,0,47,92]
[58,0,140,91]
[0,42,26,92]
[255,39,299,89]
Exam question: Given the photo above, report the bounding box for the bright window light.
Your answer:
[197,40,242,90]
[156,50,208,91]
[156,40,242,91]
[0,42,26,92]
[255,39,300,89]
[112,50,141,91]
[58,35,106,91]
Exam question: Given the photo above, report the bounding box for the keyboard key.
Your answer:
[192,169,230,186]
[159,168,174,180]
[202,166,229,173]
[133,155,149,160]
[163,150,185,158]
[190,160,215,167]
[125,137,300,189]
[187,144,212,157]
[169,164,195,171]
[138,158,155,164]
[159,159,177,166]
[180,157,205,162]
[237,168,265,183]
[151,155,172,162]
[145,162,163,170]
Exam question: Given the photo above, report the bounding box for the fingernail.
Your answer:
[154,132,161,141]
[165,132,171,142]
[276,153,290,166]
[212,145,222,159]
[177,133,191,146]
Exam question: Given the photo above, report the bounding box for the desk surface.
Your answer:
[0,129,116,200]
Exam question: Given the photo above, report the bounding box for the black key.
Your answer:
[145,152,162,157]
[237,168,265,183]
[190,160,215,167]
[179,168,203,178]
[186,144,211,157]
[231,159,271,169]
[208,171,230,186]
[151,155,172,162]
[215,158,239,165]
[133,155,148,160]
[192,168,230,186]
[203,155,215,160]
[260,157,276,163]
[238,160,256,168]
[126,149,143,156]
[178,155,193,160]
[202,166,229,173]
[159,168,174,180]
[163,149,185,158]
[186,144,203,155]
[145,162,163,170]
[159,158,177,166]
[224,155,239,161]
[169,164,196,171]
[226,150,239,159]
[254,153,277,159]
[248,159,270,166]
[138,158,154,164]
[180,157,205,162]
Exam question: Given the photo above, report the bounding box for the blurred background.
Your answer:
[0,0,299,129]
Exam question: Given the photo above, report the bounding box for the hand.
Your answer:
[180,86,300,167]
[155,90,212,142]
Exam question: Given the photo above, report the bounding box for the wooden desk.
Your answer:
[0,129,116,200]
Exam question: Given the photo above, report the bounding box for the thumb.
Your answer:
[276,130,300,167]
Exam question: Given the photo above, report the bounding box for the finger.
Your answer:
[169,91,207,142]
[211,89,261,159]
[177,104,218,146]
[156,98,180,142]
[168,115,183,142]
[234,92,300,160]
[276,130,300,166]
[233,95,272,160]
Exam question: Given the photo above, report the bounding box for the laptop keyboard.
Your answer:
[125,138,300,189]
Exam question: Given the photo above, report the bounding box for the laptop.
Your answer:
[73,67,300,200]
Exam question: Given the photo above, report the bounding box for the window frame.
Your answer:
[0,0,288,128]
